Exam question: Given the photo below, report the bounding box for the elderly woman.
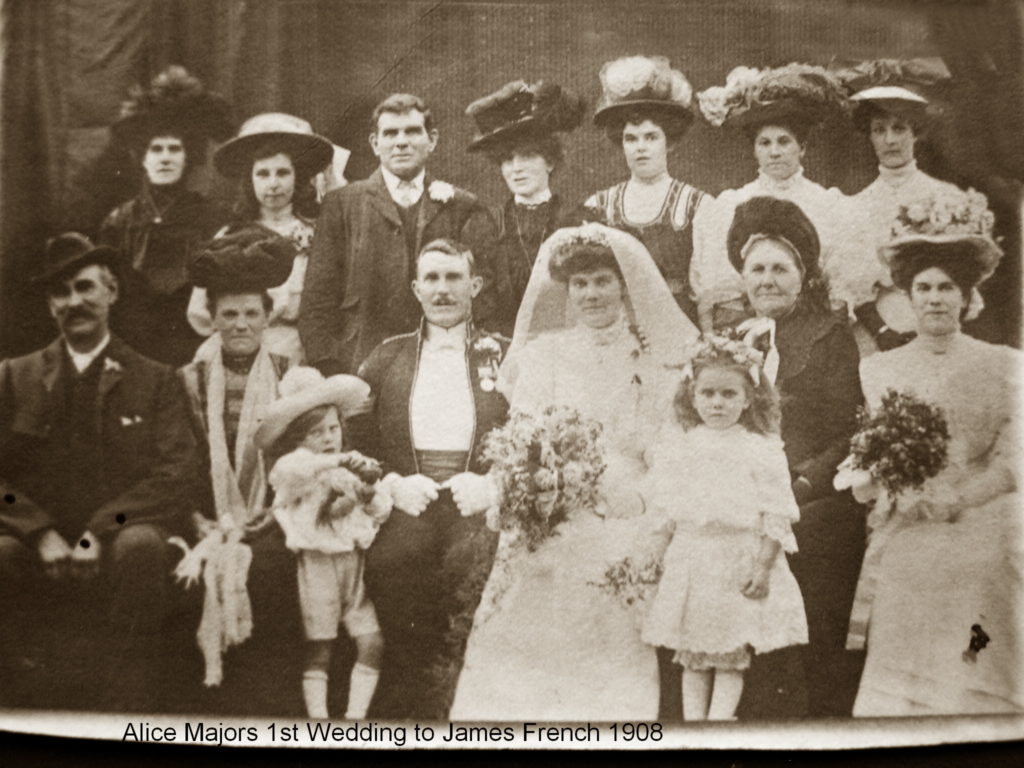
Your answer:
[176,230,300,710]
[450,224,699,722]
[584,56,713,325]
[845,189,1022,715]
[695,65,852,326]
[100,66,232,366]
[831,59,961,356]
[718,197,865,718]
[465,80,584,334]
[187,113,336,364]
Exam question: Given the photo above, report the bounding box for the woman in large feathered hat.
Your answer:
[98,66,234,366]
[465,80,584,334]
[582,56,713,326]
[830,58,963,356]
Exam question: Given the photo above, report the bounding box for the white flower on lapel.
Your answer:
[120,415,144,427]
[428,180,455,203]
[103,358,122,373]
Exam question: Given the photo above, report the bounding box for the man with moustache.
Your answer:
[350,239,509,720]
[0,233,197,711]
[299,93,497,376]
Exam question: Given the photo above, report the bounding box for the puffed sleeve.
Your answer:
[752,434,800,552]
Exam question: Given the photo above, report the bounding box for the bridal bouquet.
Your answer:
[482,405,606,551]
[834,388,950,505]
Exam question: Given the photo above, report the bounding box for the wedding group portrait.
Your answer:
[0,0,1020,737]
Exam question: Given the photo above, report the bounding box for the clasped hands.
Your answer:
[389,472,498,518]
[37,528,100,581]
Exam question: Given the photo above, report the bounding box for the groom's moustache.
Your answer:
[432,298,456,306]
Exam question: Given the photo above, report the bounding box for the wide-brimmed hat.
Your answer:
[698,63,847,137]
[879,188,1002,283]
[726,196,822,276]
[834,57,949,130]
[111,66,233,154]
[33,232,120,288]
[214,112,334,179]
[254,366,372,451]
[466,80,584,152]
[592,56,694,132]
[188,228,297,294]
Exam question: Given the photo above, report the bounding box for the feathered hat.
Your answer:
[698,63,848,137]
[188,228,296,294]
[832,57,951,131]
[214,112,335,179]
[592,56,695,133]
[111,66,234,154]
[466,80,584,152]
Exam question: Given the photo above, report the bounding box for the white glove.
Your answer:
[386,473,440,517]
[445,472,500,518]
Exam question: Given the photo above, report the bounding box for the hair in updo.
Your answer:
[603,105,691,145]
[743,118,811,146]
[548,241,624,283]
[890,241,983,301]
[853,101,928,137]
[487,134,564,170]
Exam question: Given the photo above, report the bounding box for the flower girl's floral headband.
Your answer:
[680,333,766,387]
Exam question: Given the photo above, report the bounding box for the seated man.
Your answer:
[0,233,198,711]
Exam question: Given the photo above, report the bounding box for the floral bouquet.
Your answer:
[482,405,606,551]
[698,63,848,127]
[834,389,950,510]
[590,556,663,609]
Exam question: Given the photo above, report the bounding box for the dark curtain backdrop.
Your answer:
[2,0,1021,356]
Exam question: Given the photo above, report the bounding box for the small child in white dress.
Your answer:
[641,335,808,720]
[255,367,392,720]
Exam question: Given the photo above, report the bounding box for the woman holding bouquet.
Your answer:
[449,223,699,721]
[845,189,1022,715]
[719,197,864,718]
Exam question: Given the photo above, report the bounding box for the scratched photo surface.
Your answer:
[0,0,1021,750]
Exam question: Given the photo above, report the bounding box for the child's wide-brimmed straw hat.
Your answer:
[465,80,584,152]
[592,56,695,132]
[214,112,334,180]
[255,366,372,451]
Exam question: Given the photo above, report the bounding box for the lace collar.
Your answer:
[877,160,919,188]
[578,312,631,348]
[757,167,805,194]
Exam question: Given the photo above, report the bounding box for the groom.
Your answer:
[352,238,509,720]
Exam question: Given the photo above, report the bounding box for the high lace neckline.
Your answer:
[579,312,631,347]
[877,159,919,188]
[757,167,805,193]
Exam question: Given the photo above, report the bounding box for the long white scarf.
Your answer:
[171,336,280,686]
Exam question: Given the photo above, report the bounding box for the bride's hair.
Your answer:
[548,241,624,283]
[673,358,781,436]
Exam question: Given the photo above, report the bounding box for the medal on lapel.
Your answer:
[472,336,502,393]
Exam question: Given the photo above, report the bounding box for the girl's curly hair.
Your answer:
[673,358,782,436]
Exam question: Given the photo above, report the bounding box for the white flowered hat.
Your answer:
[593,56,694,133]
[881,188,1002,284]
[834,57,950,131]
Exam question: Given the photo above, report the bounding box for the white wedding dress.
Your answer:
[449,319,669,722]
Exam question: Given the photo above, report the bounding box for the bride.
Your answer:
[449,223,699,721]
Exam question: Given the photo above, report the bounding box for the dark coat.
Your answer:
[298,169,497,375]
[0,336,199,542]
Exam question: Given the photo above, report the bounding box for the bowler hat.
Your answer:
[34,232,119,288]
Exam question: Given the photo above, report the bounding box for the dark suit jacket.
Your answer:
[0,335,198,542]
[350,321,510,477]
[299,169,497,375]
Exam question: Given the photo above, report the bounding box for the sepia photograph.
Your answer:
[0,0,1021,752]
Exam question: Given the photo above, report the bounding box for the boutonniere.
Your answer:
[428,180,456,204]
[103,357,122,373]
[120,415,144,427]
[472,335,503,392]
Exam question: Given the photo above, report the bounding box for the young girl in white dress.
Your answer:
[255,367,392,720]
[642,335,808,720]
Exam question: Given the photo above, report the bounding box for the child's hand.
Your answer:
[740,561,771,600]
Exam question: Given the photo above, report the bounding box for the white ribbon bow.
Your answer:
[737,316,780,385]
